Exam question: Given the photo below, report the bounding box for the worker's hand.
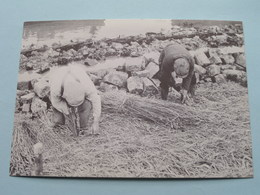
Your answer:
[181,89,188,104]
[91,120,100,135]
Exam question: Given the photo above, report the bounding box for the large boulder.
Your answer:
[204,77,213,83]
[103,70,128,87]
[20,92,35,102]
[189,47,208,58]
[194,64,207,75]
[194,51,211,67]
[99,82,118,92]
[116,64,126,72]
[208,25,221,34]
[20,54,28,64]
[111,42,124,50]
[234,53,246,67]
[132,70,150,78]
[127,76,144,95]
[25,62,34,70]
[214,74,226,84]
[31,97,47,114]
[22,103,30,113]
[209,50,222,64]
[15,99,21,113]
[33,79,50,98]
[207,34,228,46]
[218,46,244,55]
[99,42,108,48]
[48,48,60,58]
[144,62,159,78]
[134,62,159,78]
[124,57,145,72]
[57,56,71,65]
[91,69,111,79]
[130,41,140,47]
[78,46,89,56]
[207,64,221,76]
[220,54,235,64]
[142,78,159,96]
[130,51,141,57]
[121,47,131,57]
[17,71,42,90]
[106,48,117,56]
[16,90,27,97]
[36,62,50,74]
[84,58,99,66]
[143,51,160,66]
[31,51,39,56]
[220,64,235,71]
[209,55,222,65]
[215,34,228,44]
[222,69,244,82]
[67,49,77,57]
[240,76,247,87]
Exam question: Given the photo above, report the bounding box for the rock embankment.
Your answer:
[16,24,247,114]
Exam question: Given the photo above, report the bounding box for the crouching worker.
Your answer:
[155,43,196,103]
[50,65,101,135]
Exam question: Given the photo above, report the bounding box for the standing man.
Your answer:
[155,43,196,103]
[50,64,101,135]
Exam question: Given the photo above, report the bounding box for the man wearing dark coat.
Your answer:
[155,43,196,103]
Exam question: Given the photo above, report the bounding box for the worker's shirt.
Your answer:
[159,43,194,91]
[50,64,101,122]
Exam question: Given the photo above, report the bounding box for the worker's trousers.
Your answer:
[53,99,92,129]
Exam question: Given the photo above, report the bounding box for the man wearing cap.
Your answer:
[50,64,101,135]
[156,43,196,103]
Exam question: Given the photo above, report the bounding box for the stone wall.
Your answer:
[16,24,247,114]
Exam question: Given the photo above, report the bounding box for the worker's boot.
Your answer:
[161,87,169,100]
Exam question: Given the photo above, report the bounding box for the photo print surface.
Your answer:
[10,19,253,178]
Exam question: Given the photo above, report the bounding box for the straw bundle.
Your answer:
[10,111,76,176]
[102,90,206,128]
[10,119,37,176]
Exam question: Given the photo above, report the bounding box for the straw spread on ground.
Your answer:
[10,82,253,178]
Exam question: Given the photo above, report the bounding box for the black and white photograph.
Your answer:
[10,19,253,178]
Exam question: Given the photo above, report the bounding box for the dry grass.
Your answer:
[10,81,253,178]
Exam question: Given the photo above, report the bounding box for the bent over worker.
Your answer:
[156,43,196,103]
[49,64,101,135]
